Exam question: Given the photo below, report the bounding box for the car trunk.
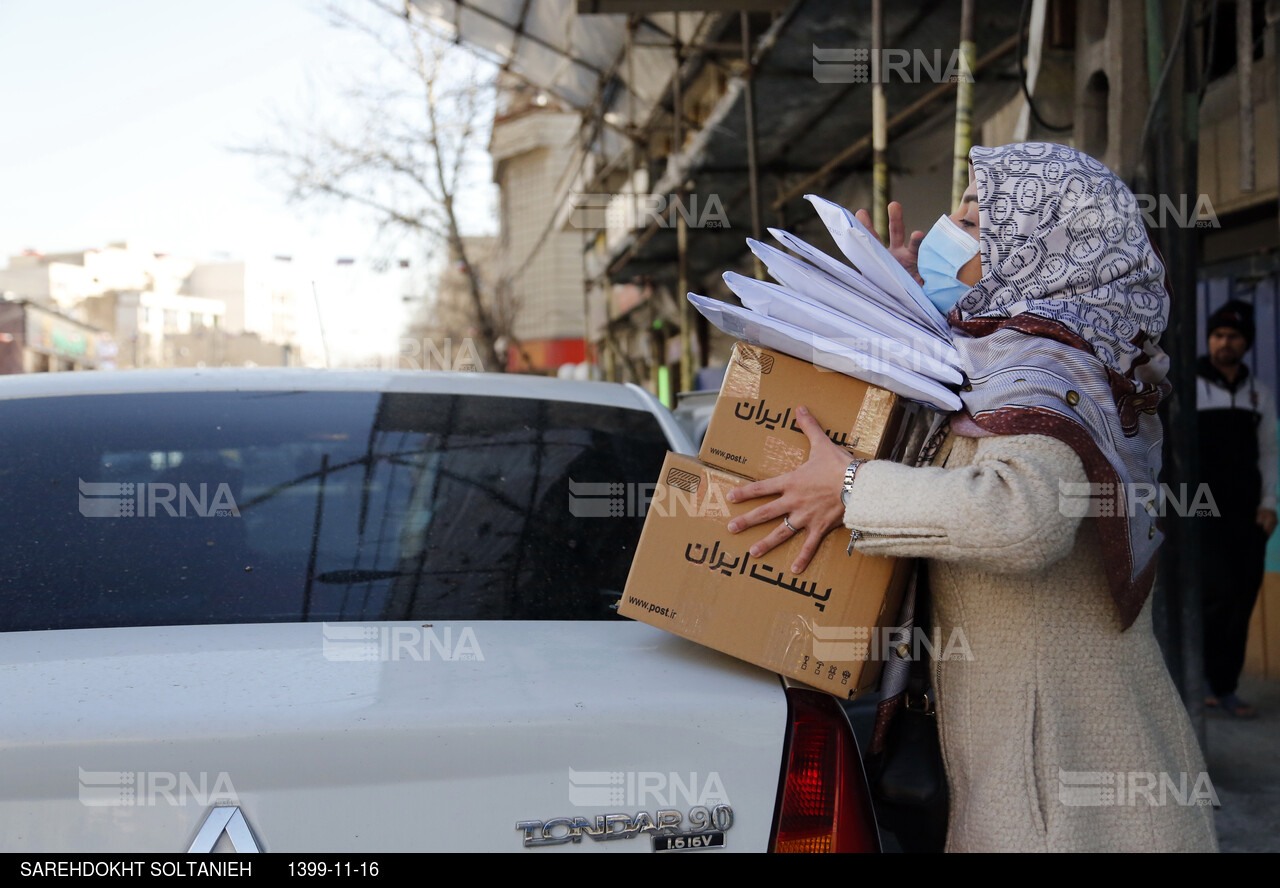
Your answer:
[0,620,787,852]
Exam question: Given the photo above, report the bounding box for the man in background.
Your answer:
[1197,300,1278,718]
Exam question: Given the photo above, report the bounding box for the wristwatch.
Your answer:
[840,458,867,507]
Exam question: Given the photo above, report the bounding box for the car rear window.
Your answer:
[0,390,670,631]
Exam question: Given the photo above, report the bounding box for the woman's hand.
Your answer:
[855,200,925,285]
[725,406,856,574]
[1258,508,1278,538]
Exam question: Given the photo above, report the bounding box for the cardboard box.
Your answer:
[619,452,910,699]
[699,342,904,479]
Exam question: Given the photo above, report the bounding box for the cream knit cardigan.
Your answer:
[845,432,1219,853]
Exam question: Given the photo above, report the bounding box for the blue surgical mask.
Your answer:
[917,214,980,314]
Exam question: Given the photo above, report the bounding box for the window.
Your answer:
[0,390,669,631]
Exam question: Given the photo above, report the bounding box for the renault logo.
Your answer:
[188,805,261,853]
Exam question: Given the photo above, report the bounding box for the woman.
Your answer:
[726,142,1218,852]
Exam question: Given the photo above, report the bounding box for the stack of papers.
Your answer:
[688,193,963,412]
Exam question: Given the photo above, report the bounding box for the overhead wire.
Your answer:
[1017,0,1073,133]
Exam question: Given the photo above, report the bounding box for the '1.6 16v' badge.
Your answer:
[517,804,732,851]
[652,830,725,852]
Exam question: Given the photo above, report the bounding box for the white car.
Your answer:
[0,369,878,853]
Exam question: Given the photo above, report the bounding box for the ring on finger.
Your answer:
[783,515,800,533]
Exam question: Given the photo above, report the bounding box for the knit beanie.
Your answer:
[1207,300,1255,348]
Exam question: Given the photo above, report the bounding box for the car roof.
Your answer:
[0,367,639,407]
[0,368,694,451]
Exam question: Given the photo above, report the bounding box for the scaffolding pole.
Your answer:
[871,0,889,242]
[952,0,977,208]
[674,15,693,400]
[742,11,764,279]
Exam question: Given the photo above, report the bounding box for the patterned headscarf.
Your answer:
[949,142,1170,630]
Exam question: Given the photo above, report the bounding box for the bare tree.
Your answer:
[239,0,514,371]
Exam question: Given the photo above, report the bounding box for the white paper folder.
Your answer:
[721,271,964,386]
[804,194,951,339]
[687,292,964,412]
[743,241,960,358]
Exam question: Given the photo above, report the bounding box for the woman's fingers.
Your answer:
[726,497,788,534]
[748,510,844,573]
[792,405,834,450]
[854,207,876,239]
[732,506,847,571]
[887,201,906,250]
[855,205,920,263]
[723,405,852,569]
[727,474,784,507]
[791,527,827,574]
[854,204,903,246]
[794,406,857,467]
[748,521,800,560]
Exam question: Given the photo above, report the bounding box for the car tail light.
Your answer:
[770,686,880,853]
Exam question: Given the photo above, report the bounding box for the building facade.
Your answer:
[0,300,105,374]
[0,243,302,370]
[490,86,591,373]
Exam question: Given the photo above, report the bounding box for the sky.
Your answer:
[0,0,498,365]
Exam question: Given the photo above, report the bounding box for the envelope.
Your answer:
[804,194,951,339]
[744,240,960,366]
[722,271,963,385]
[687,292,963,412]
[767,227,949,338]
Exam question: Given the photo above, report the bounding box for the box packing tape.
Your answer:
[721,344,772,400]
[850,386,896,456]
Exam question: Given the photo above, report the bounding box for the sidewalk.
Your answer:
[1204,674,1280,852]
